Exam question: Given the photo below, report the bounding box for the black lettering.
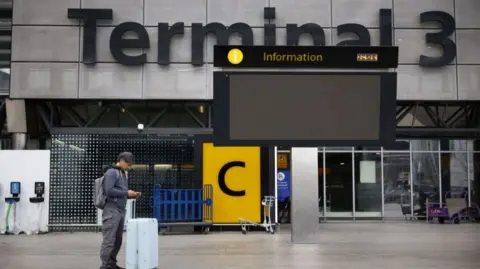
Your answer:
[191,22,254,66]
[379,9,393,46]
[157,22,185,65]
[286,23,325,46]
[336,24,370,46]
[419,11,456,67]
[67,8,113,64]
[264,7,276,46]
[218,161,246,196]
[110,22,150,65]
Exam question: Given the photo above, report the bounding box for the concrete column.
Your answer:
[291,147,319,244]
[6,99,28,150]
[12,133,27,150]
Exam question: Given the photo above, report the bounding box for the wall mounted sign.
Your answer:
[277,170,291,201]
[201,142,261,223]
[67,7,456,68]
[213,46,398,68]
[277,154,288,169]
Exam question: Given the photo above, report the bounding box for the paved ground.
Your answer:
[0,222,479,269]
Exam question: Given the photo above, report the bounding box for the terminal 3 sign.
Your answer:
[68,7,456,68]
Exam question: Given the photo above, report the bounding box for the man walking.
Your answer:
[100,152,141,269]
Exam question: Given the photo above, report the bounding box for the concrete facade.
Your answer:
[9,0,480,100]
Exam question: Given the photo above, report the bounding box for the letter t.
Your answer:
[68,9,113,64]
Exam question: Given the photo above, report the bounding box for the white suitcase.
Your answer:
[126,218,158,269]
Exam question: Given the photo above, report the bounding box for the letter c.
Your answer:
[218,161,246,196]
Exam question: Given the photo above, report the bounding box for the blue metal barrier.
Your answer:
[150,184,213,225]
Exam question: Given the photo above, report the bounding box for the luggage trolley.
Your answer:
[239,196,276,234]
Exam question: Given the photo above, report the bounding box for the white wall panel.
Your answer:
[270,0,331,27]
[457,65,480,100]
[394,0,454,28]
[13,0,80,25]
[79,64,142,99]
[456,30,480,64]
[80,27,144,63]
[276,28,332,46]
[144,0,206,26]
[332,0,392,28]
[10,63,79,99]
[333,29,381,46]
[81,0,144,25]
[0,151,51,234]
[454,0,480,28]
[12,26,80,62]
[395,29,453,65]
[397,65,457,100]
[142,64,207,99]
[207,0,268,27]
[146,27,200,63]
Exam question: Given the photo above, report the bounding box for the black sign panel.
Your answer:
[213,72,397,147]
[214,46,399,69]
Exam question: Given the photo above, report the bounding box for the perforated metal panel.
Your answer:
[49,133,196,231]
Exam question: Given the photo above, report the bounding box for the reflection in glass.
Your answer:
[441,152,469,202]
[468,152,474,207]
[412,152,440,218]
[383,140,410,151]
[355,146,381,151]
[383,152,411,219]
[0,68,10,93]
[325,153,353,213]
[448,140,469,151]
[411,140,439,151]
[354,153,382,213]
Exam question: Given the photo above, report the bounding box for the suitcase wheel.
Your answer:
[202,227,210,234]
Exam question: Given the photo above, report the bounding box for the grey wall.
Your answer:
[9,0,480,100]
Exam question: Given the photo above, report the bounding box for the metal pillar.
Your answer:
[290,147,319,244]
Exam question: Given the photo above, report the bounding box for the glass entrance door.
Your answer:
[323,152,354,218]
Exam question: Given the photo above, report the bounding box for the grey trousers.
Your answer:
[100,205,125,269]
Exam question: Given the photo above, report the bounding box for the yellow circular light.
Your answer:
[227,49,244,65]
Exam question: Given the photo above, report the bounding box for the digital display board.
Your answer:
[212,72,397,147]
[214,46,398,69]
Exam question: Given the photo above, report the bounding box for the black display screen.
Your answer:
[213,72,397,147]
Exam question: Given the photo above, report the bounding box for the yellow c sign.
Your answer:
[202,143,260,223]
[227,48,244,65]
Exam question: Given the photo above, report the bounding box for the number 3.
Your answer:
[419,11,457,67]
